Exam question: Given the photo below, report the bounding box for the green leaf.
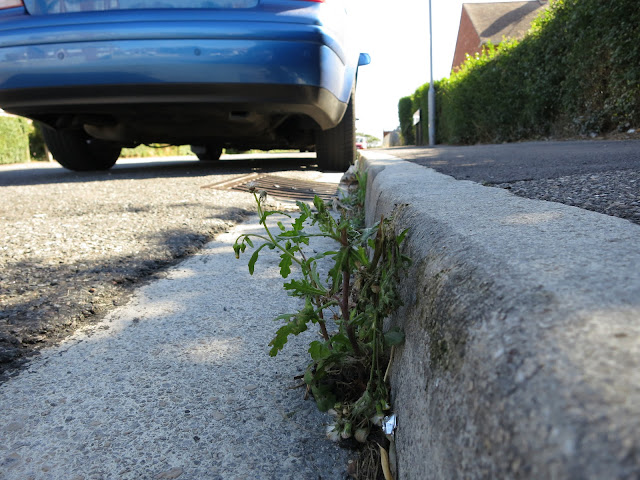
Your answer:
[329,333,352,350]
[354,246,369,267]
[384,328,405,346]
[290,207,309,232]
[308,340,331,362]
[311,385,336,412]
[308,264,324,291]
[296,201,312,219]
[304,368,314,385]
[248,250,260,275]
[283,279,327,297]
[278,230,310,239]
[279,254,293,278]
[397,228,409,245]
[277,221,286,231]
[328,248,348,291]
[361,223,380,242]
[247,243,270,275]
[245,236,254,248]
[312,195,325,213]
[309,250,339,262]
[269,324,292,356]
[260,210,278,224]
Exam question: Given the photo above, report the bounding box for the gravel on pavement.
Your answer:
[492,168,640,225]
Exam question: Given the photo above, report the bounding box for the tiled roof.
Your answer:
[464,1,548,44]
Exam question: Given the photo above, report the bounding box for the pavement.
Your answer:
[3,144,639,479]
[0,186,352,479]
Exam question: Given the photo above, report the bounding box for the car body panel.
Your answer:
[0,0,365,161]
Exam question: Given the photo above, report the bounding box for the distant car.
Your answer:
[0,0,370,171]
[356,136,367,150]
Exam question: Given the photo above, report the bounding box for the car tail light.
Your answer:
[0,0,24,9]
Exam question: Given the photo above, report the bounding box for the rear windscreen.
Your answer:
[25,0,259,14]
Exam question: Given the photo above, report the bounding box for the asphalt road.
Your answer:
[382,140,640,183]
[0,153,331,377]
[0,152,321,187]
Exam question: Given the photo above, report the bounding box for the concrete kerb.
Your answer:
[359,151,640,479]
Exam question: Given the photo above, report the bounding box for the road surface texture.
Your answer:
[0,154,325,378]
[0,214,352,479]
[382,140,640,225]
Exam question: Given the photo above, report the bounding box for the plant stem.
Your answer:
[369,216,385,271]
[316,308,331,344]
[340,227,361,356]
[368,311,378,388]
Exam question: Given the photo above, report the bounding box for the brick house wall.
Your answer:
[451,6,482,73]
[451,1,549,73]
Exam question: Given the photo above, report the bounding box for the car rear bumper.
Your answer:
[1,82,345,133]
[0,11,355,129]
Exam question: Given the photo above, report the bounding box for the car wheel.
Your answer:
[41,126,121,171]
[191,145,223,161]
[316,90,356,171]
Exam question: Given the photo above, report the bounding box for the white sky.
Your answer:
[351,0,523,138]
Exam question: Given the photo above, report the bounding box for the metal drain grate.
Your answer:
[202,173,339,202]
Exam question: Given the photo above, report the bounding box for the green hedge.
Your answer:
[28,123,48,161]
[120,144,193,158]
[400,0,640,145]
[398,96,415,145]
[0,116,31,164]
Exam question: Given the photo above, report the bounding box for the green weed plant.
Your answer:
[233,175,410,444]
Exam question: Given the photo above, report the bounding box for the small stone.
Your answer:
[4,421,25,433]
[212,411,225,421]
[155,467,184,479]
[2,452,21,466]
[243,385,258,392]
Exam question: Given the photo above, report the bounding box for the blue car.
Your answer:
[0,0,369,171]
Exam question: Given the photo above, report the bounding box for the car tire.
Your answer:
[41,126,121,171]
[191,145,223,162]
[316,90,356,171]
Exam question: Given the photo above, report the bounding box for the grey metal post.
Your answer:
[428,0,436,146]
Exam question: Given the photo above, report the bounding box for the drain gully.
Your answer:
[202,174,339,202]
